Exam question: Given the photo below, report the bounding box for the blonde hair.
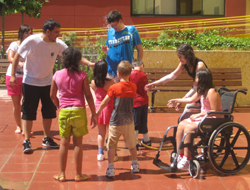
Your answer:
[117,60,132,76]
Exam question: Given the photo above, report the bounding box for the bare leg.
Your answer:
[107,147,116,164]
[11,95,22,131]
[23,120,33,140]
[59,137,70,176]
[43,118,52,138]
[73,136,83,176]
[97,124,107,151]
[176,120,187,155]
[129,147,137,160]
[183,123,198,157]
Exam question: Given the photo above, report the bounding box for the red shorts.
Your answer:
[6,75,23,96]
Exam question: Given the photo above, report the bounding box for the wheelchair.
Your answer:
[153,87,250,178]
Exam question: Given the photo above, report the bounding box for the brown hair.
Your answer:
[117,60,132,77]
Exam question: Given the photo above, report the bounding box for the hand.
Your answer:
[101,45,109,54]
[167,99,177,108]
[90,114,97,129]
[175,102,182,111]
[88,62,95,69]
[144,83,154,91]
[10,76,17,88]
[19,61,24,67]
[190,113,201,121]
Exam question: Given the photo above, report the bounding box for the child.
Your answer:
[91,60,116,161]
[96,60,139,177]
[129,59,151,147]
[5,24,33,134]
[167,68,222,169]
[50,47,97,182]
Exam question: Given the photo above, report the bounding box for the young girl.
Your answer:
[5,24,32,134]
[50,47,97,182]
[91,60,116,161]
[167,68,222,169]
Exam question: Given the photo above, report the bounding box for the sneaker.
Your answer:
[97,154,104,161]
[105,167,115,177]
[42,137,59,149]
[23,139,32,154]
[177,154,183,163]
[139,140,151,147]
[177,156,190,169]
[131,162,140,173]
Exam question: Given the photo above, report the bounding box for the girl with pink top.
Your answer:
[50,47,97,182]
[167,68,222,169]
[91,60,116,161]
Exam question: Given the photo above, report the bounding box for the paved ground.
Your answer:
[0,89,250,190]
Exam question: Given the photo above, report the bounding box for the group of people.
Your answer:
[6,10,223,181]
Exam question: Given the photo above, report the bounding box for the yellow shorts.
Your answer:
[58,107,88,138]
[107,123,137,150]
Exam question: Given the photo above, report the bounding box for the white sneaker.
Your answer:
[177,155,183,163]
[131,162,140,173]
[97,154,104,161]
[177,156,189,169]
[105,168,115,177]
[114,155,118,162]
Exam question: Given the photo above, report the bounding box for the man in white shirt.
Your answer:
[10,19,95,154]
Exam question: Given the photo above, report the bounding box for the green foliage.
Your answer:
[142,26,250,51]
[0,74,5,84]
[62,32,77,47]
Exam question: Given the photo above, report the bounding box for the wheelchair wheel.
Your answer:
[208,122,250,175]
[189,159,201,178]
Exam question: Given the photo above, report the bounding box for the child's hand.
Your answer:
[190,113,201,121]
[167,99,177,108]
[90,114,97,129]
[175,102,182,111]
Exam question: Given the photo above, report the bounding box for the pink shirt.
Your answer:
[53,69,87,110]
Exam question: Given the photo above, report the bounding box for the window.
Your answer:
[131,0,225,16]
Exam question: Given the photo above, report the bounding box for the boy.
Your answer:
[129,59,151,148]
[96,60,139,177]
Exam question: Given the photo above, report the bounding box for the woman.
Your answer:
[6,24,32,134]
[145,44,207,111]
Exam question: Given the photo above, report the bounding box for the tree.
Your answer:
[0,0,49,58]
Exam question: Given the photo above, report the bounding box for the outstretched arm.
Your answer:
[79,57,95,68]
[145,62,184,91]
[167,92,200,108]
[96,95,111,117]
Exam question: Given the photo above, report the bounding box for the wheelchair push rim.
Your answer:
[208,122,250,175]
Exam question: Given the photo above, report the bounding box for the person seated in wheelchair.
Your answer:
[167,68,223,169]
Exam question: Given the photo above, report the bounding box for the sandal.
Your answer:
[75,174,91,182]
[53,174,66,182]
[22,131,34,136]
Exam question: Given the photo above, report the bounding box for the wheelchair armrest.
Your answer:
[186,106,201,110]
[236,89,247,95]
[206,111,232,116]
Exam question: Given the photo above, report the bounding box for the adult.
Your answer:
[145,44,207,110]
[102,10,143,82]
[6,24,32,134]
[10,19,95,154]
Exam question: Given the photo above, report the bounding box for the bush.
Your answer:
[141,27,250,50]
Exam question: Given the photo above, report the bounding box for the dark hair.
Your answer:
[196,68,214,95]
[43,19,61,34]
[62,47,82,73]
[107,10,122,23]
[132,58,143,68]
[176,44,195,68]
[18,24,32,41]
[93,60,108,88]
[117,60,132,76]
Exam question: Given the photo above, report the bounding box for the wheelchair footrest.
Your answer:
[153,158,177,172]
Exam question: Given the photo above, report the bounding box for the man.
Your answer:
[102,10,143,82]
[10,19,94,154]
